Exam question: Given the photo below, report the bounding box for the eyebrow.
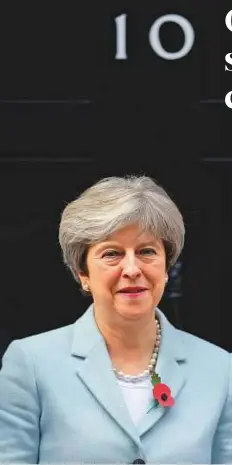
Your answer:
[96,240,159,251]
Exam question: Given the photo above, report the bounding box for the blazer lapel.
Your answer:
[71,305,142,448]
[138,309,187,437]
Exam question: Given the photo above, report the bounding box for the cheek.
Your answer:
[147,265,166,284]
[150,262,165,272]
[105,267,122,287]
[91,266,121,291]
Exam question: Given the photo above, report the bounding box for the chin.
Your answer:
[116,305,153,319]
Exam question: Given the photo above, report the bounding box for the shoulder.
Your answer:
[177,326,231,370]
[178,326,228,355]
[3,321,76,361]
[2,305,94,366]
[158,308,230,367]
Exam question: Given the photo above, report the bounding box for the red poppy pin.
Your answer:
[151,373,175,407]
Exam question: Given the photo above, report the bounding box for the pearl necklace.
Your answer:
[113,317,161,383]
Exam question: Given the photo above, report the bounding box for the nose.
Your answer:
[121,252,142,279]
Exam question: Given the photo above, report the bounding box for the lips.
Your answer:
[118,287,147,293]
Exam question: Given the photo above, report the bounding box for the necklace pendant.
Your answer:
[151,372,161,386]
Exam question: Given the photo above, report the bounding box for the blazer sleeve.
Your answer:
[212,353,232,463]
[0,340,40,463]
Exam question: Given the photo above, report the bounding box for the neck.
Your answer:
[93,305,158,374]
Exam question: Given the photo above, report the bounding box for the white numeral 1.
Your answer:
[115,14,127,59]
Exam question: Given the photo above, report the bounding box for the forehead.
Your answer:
[106,225,156,243]
[92,224,161,249]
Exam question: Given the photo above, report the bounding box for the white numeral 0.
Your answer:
[225,10,232,32]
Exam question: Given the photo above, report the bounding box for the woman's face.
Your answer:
[78,224,168,321]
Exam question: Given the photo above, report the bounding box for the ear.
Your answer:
[77,271,89,288]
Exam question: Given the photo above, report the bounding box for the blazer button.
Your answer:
[132,460,146,464]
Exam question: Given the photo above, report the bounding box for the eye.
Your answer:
[139,248,156,256]
[102,250,121,258]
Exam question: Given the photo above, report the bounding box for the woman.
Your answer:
[0,175,231,463]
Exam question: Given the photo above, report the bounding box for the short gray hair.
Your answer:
[59,175,185,281]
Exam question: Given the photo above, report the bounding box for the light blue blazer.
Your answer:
[0,305,232,463]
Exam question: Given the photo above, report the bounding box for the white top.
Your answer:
[116,375,153,425]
